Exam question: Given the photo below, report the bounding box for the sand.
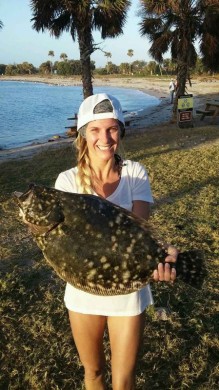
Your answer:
[0,75,218,163]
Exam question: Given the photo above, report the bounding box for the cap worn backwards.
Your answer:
[77,93,125,132]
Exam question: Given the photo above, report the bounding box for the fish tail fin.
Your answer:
[175,250,207,289]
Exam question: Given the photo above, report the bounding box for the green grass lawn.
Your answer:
[0,124,218,389]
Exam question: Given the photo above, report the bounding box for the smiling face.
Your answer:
[85,118,120,163]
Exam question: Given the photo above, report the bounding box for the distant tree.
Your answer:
[48,50,54,57]
[48,50,54,74]
[193,57,206,75]
[127,49,133,58]
[39,61,52,75]
[162,58,176,76]
[131,60,147,75]
[30,0,131,98]
[0,64,6,74]
[5,64,18,76]
[16,62,37,74]
[127,49,134,73]
[105,61,119,74]
[119,62,130,74]
[56,59,95,76]
[104,52,112,74]
[95,67,108,75]
[139,0,219,113]
[60,53,68,61]
[0,20,3,29]
[146,61,157,76]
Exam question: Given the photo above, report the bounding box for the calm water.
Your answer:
[0,81,159,150]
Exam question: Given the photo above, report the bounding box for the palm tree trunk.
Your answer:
[75,18,93,99]
[173,60,188,117]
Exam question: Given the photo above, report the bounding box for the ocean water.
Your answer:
[0,81,159,150]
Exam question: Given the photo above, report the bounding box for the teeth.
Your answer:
[97,146,110,150]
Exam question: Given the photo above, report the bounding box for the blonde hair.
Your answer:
[74,133,93,194]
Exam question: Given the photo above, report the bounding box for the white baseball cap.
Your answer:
[77,93,125,132]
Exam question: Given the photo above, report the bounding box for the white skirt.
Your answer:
[64,283,154,316]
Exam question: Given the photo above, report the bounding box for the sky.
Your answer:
[0,0,153,68]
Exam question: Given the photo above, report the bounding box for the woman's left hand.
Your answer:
[153,245,178,282]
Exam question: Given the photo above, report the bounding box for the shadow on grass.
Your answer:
[154,175,219,209]
[128,126,219,162]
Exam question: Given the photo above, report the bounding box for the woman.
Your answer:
[55,93,177,390]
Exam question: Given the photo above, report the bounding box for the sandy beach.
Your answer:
[0,74,218,162]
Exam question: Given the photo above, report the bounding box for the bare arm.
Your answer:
[132,200,150,221]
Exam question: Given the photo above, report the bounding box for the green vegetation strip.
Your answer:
[0,125,218,389]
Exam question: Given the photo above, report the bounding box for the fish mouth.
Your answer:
[25,220,61,236]
[13,185,64,236]
[13,186,34,209]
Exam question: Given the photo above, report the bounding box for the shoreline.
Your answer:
[1,75,218,163]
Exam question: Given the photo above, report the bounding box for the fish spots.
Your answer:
[100,256,107,263]
[115,213,123,224]
[87,269,97,280]
[85,224,92,232]
[121,261,128,270]
[122,270,132,283]
[125,237,137,254]
[103,263,111,270]
[87,282,95,288]
[123,270,131,279]
[112,242,118,251]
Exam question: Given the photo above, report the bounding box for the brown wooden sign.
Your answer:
[179,111,192,122]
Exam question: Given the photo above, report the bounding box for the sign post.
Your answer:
[177,94,193,128]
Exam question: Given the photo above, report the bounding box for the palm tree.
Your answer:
[30,0,131,98]
[48,50,54,74]
[104,51,112,74]
[127,49,134,73]
[139,0,219,112]
[60,53,68,62]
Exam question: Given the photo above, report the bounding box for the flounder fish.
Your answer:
[14,184,206,295]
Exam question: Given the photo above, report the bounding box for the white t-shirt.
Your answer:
[169,81,175,92]
[55,159,154,316]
